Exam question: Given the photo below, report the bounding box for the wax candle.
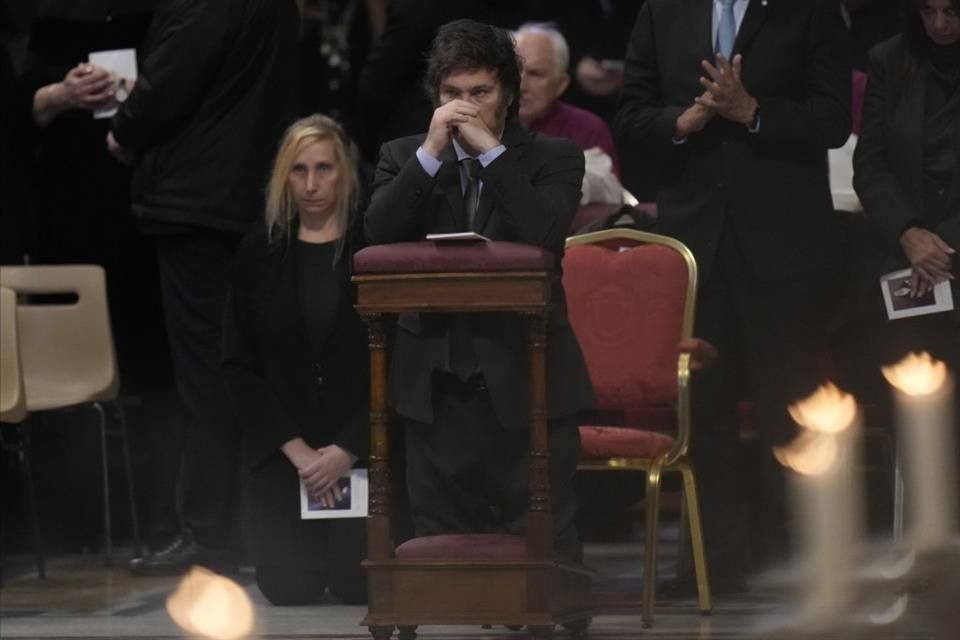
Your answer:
[166,566,254,640]
[776,384,863,622]
[882,352,957,550]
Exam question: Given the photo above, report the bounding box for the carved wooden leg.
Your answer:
[363,313,392,565]
[369,625,394,640]
[397,625,417,640]
[525,312,552,558]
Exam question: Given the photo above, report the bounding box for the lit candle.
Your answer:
[166,567,254,640]
[776,384,863,622]
[882,352,958,550]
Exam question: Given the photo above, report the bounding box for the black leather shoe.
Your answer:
[129,533,237,576]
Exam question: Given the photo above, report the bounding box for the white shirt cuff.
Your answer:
[416,146,442,177]
[477,144,506,167]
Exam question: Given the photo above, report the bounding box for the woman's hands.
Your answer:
[61,64,116,110]
[282,438,357,507]
[33,63,116,127]
[899,227,955,296]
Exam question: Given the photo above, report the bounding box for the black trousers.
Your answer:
[154,230,241,551]
[255,519,368,606]
[690,225,837,576]
[404,371,582,562]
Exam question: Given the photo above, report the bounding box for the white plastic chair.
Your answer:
[0,266,142,566]
[1,286,45,577]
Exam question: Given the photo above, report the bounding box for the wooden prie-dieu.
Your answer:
[352,241,593,640]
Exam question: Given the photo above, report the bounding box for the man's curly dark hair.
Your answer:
[424,19,522,123]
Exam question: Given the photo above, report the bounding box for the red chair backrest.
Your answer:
[563,238,692,425]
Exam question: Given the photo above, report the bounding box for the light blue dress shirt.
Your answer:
[712,0,751,49]
[415,140,507,192]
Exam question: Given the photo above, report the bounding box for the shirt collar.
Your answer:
[452,139,471,162]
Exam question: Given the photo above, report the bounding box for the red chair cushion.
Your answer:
[588,405,676,433]
[579,426,676,459]
[563,242,689,409]
[353,242,554,274]
[395,534,526,559]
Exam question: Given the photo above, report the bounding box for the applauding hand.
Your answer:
[696,54,758,126]
[675,92,716,139]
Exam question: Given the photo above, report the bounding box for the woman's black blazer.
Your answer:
[223,229,370,469]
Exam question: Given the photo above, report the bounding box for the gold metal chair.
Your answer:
[0,266,142,566]
[563,229,711,626]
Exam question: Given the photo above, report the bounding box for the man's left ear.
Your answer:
[558,73,571,96]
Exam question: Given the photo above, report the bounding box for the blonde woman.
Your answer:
[223,114,368,605]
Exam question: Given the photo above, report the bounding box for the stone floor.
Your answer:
[1,538,945,640]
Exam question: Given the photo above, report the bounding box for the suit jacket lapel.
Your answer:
[472,123,527,234]
[437,145,468,231]
[903,71,927,200]
[692,0,714,62]
[272,245,309,353]
[258,244,312,373]
[472,184,495,233]
[733,0,770,57]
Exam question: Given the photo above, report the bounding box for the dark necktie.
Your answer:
[449,157,482,380]
[461,157,482,230]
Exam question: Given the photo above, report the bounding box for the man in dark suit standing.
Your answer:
[106,0,300,574]
[365,19,593,562]
[616,0,852,586]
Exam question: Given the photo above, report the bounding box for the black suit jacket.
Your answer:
[364,124,594,430]
[112,0,300,233]
[222,230,369,566]
[616,0,852,282]
[223,231,369,469]
[853,34,960,267]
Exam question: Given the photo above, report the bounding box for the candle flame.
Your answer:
[881,352,948,397]
[787,383,857,433]
[774,431,840,476]
[166,567,254,640]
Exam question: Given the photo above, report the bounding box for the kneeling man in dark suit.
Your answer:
[364,18,594,562]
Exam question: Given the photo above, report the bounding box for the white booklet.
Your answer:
[425,232,490,242]
[88,48,137,119]
[300,469,368,519]
[880,268,955,320]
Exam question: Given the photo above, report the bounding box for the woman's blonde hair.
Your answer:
[264,114,360,260]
